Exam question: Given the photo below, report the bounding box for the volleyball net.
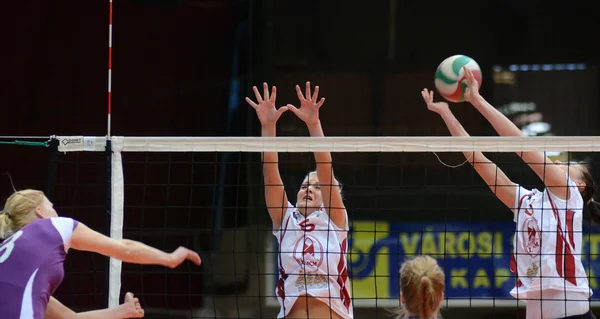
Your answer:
[35,135,598,318]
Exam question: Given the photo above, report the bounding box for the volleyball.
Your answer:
[434,55,482,103]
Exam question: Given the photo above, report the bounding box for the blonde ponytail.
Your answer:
[419,276,436,319]
[0,190,46,240]
[397,255,444,319]
[0,213,13,240]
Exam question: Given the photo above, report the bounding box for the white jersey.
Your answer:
[273,202,353,319]
[510,177,592,301]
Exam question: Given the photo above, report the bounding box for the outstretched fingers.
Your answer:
[311,85,319,103]
[253,86,263,103]
[245,97,257,108]
[316,97,325,108]
[421,88,431,104]
[296,85,306,101]
[262,82,270,101]
[270,85,277,103]
[305,81,312,101]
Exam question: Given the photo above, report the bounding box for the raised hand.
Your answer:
[422,89,449,114]
[168,247,201,268]
[463,66,481,102]
[245,82,289,127]
[287,81,325,127]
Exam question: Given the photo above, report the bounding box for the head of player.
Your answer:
[0,189,57,239]
[555,161,600,223]
[397,256,444,319]
[296,171,343,217]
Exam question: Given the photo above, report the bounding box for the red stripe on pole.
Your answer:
[108,92,112,115]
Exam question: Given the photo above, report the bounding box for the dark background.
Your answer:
[3,0,600,318]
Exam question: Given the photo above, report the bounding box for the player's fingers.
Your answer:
[305,81,311,101]
[271,86,277,102]
[276,106,289,119]
[189,251,201,265]
[465,67,475,83]
[245,97,257,109]
[263,82,270,101]
[295,85,305,101]
[287,104,299,113]
[422,89,430,103]
[312,86,319,103]
[316,97,325,108]
[253,86,263,103]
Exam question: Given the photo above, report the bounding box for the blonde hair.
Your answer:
[397,255,445,319]
[0,189,46,240]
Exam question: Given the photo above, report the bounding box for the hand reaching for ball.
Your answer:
[463,66,481,102]
[422,89,449,114]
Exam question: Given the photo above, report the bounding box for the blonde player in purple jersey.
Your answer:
[245,82,352,319]
[0,189,202,319]
[421,67,598,319]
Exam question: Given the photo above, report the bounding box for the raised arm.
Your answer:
[45,293,144,319]
[422,89,517,210]
[245,83,290,229]
[463,67,569,199]
[287,82,346,228]
[71,222,201,268]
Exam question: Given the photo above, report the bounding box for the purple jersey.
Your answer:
[0,217,78,319]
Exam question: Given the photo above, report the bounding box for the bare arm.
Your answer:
[262,124,289,229]
[423,89,517,211]
[45,298,78,319]
[71,223,201,268]
[288,83,346,228]
[45,293,143,319]
[307,121,346,228]
[463,67,569,199]
[246,83,290,229]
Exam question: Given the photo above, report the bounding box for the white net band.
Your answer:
[55,135,600,153]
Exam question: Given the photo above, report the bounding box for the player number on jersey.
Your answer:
[0,230,24,263]
[299,219,315,232]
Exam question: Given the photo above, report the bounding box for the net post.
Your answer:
[45,138,59,202]
[104,138,112,308]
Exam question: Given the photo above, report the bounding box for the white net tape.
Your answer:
[56,135,600,153]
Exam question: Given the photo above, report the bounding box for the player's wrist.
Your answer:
[471,94,485,106]
[261,124,277,135]
[306,120,322,132]
[438,107,453,118]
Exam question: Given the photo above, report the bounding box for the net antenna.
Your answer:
[107,0,114,139]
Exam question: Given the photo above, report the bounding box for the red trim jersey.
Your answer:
[510,177,592,300]
[273,202,353,319]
